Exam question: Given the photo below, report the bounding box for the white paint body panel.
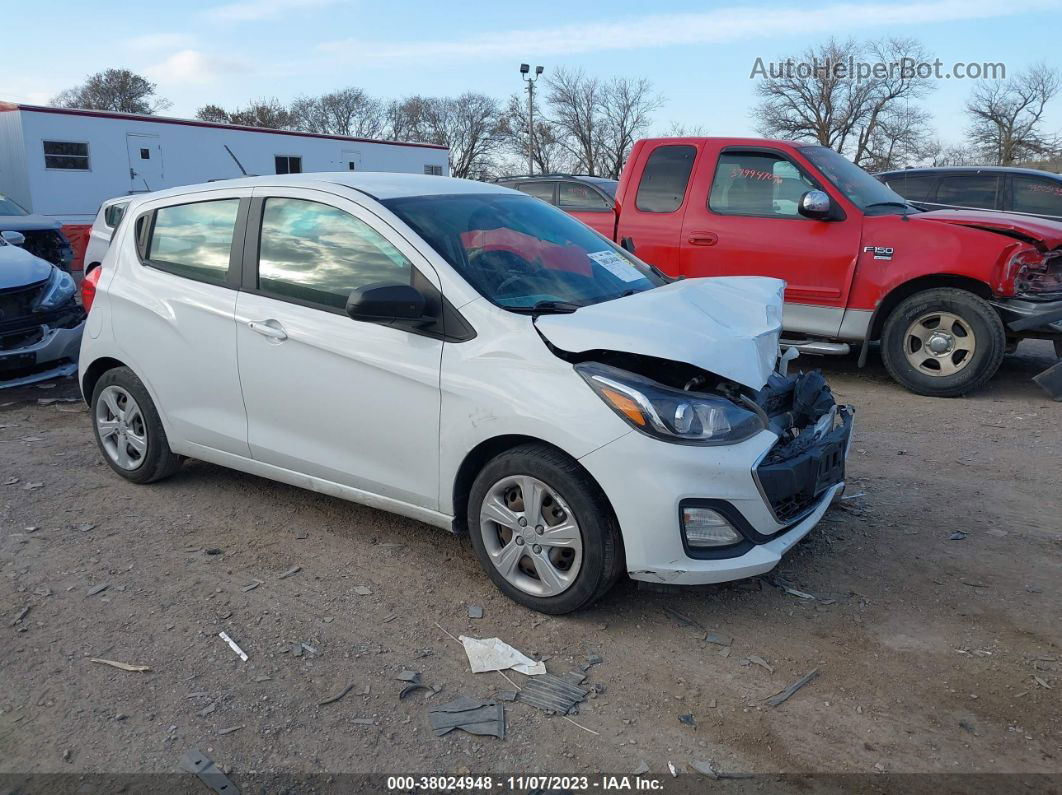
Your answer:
[80,173,840,589]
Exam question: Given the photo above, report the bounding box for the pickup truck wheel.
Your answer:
[467,444,623,614]
[881,288,1005,397]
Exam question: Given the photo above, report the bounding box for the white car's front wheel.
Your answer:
[467,444,623,614]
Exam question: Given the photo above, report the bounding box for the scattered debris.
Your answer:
[217,726,243,735]
[747,655,775,674]
[383,614,398,623]
[497,690,518,702]
[765,669,819,707]
[11,607,30,625]
[318,684,355,706]
[518,673,588,715]
[86,583,110,597]
[352,585,372,595]
[961,580,990,588]
[253,675,271,683]
[22,482,44,490]
[198,701,218,717]
[1033,676,1052,690]
[396,670,421,682]
[278,566,301,579]
[959,720,977,735]
[459,635,546,676]
[241,579,263,592]
[587,654,603,666]
[632,761,650,775]
[178,749,240,795]
[429,696,505,739]
[91,658,151,673]
[949,531,968,541]
[840,492,866,501]
[668,761,679,777]
[691,760,717,778]
[300,642,318,656]
[219,631,248,662]
[467,605,484,619]
[75,522,95,533]
[704,631,732,647]
[679,713,696,727]
[396,670,432,699]
[2,476,19,486]
[205,548,223,555]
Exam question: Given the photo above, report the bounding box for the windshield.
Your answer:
[0,194,29,216]
[592,180,618,198]
[383,193,665,311]
[798,146,914,213]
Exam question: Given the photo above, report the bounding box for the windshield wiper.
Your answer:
[863,201,917,211]
[505,300,581,316]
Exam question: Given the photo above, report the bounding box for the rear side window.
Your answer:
[559,182,609,211]
[515,181,556,204]
[709,151,817,217]
[884,174,936,202]
[1011,175,1062,217]
[635,145,696,213]
[104,202,129,229]
[146,199,240,284]
[257,197,413,310]
[935,175,999,210]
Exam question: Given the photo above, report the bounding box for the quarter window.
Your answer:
[257,198,413,310]
[146,199,240,284]
[103,202,129,229]
[1011,175,1062,217]
[44,141,90,170]
[275,155,302,175]
[935,175,999,210]
[635,145,696,213]
[559,182,609,211]
[515,181,556,203]
[709,152,816,217]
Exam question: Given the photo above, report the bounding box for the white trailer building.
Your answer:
[0,102,450,268]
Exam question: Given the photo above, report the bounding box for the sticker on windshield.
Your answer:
[587,250,644,283]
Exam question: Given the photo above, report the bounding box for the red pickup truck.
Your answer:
[576,137,1062,397]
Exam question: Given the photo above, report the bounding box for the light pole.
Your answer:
[520,63,544,175]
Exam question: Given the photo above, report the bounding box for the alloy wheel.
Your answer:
[95,385,148,470]
[903,311,976,376]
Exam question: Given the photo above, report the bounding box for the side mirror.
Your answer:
[346,282,426,323]
[1,230,26,246]
[798,190,832,220]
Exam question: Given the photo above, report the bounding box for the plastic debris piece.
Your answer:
[178,749,240,795]
[518,673,588,715]
[91,658,150,673]
[633,761,650,775]
[704,631,732,647]
[278,566,301,579]
[11,607,29,625]
[668,761,679,777]
[87,583,109,597]
[301,642,318,655]
[748,655,774,673]
[459,635,546,676]
[428,696,505,739]
[765,669,819,707]
[219,631,248,662]
[467,605,484,619]
[691,760,718,778]
[198,701,218,717]
[396,670,421,683]
[217,726,243,735]
[498,690,518,702]
[949,531,968,541]
[679,712,696,727]
[2,477,19,486]
[318,684,354,706]
[351,717,375,726]
[562,671,587,685]
[400,683,431,700]
[241,579,263,592]
[352,585,372,595]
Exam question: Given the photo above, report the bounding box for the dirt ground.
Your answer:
[1,342,1059,785]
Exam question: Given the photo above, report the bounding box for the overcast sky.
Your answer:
[3,0,1060,147]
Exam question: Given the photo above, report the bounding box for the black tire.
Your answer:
[467,443,624,614]
[880,288,1005,397]
[91,367,182,484]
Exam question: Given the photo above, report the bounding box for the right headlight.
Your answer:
[575,362,765,445]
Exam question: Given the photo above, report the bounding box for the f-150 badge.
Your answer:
[863,246,894,260]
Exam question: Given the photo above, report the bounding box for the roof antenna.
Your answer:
[224,145,248,176]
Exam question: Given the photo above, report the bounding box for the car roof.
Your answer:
[878,166,1062,179]
[496,174,617,185]
[121,173,515,207]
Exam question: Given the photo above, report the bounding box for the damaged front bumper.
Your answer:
[578,373,854,586]
[0,312,85,388]
[994,296,1062,337]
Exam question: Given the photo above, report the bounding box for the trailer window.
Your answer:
[43,141,90,170]
[424,165,444,176]
[275,156,302,175]
[146,199,240,285]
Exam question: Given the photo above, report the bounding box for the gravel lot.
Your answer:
[1,342,1059,784]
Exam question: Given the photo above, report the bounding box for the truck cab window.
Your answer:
[635,145,696,213]
[1011,175,1062,218]
[935,175,999,210]
[709,152,815,218]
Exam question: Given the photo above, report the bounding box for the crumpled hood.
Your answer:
[914,209,1062,250]
[0,243,54,289]
[0,213,63,233]
[535,276,785,390]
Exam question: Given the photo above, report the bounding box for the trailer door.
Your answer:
[126,134,163,192]
[340,149,362,171]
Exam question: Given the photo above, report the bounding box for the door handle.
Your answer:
[687,231,718,246]
[247,319,288,341]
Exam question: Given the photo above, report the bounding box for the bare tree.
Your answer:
[752,38,935,168]
[496,94,571,175]
[923,140,982,167]
[598,78,663,178]
[51,68,170,114]
[966,63,1061,165]
[290,88,385,138]
[415,93,503,179]
[659,121,709,137]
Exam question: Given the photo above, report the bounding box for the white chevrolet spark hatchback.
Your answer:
[79,173,853,613]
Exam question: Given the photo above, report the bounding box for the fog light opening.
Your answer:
[681,507,743,548]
